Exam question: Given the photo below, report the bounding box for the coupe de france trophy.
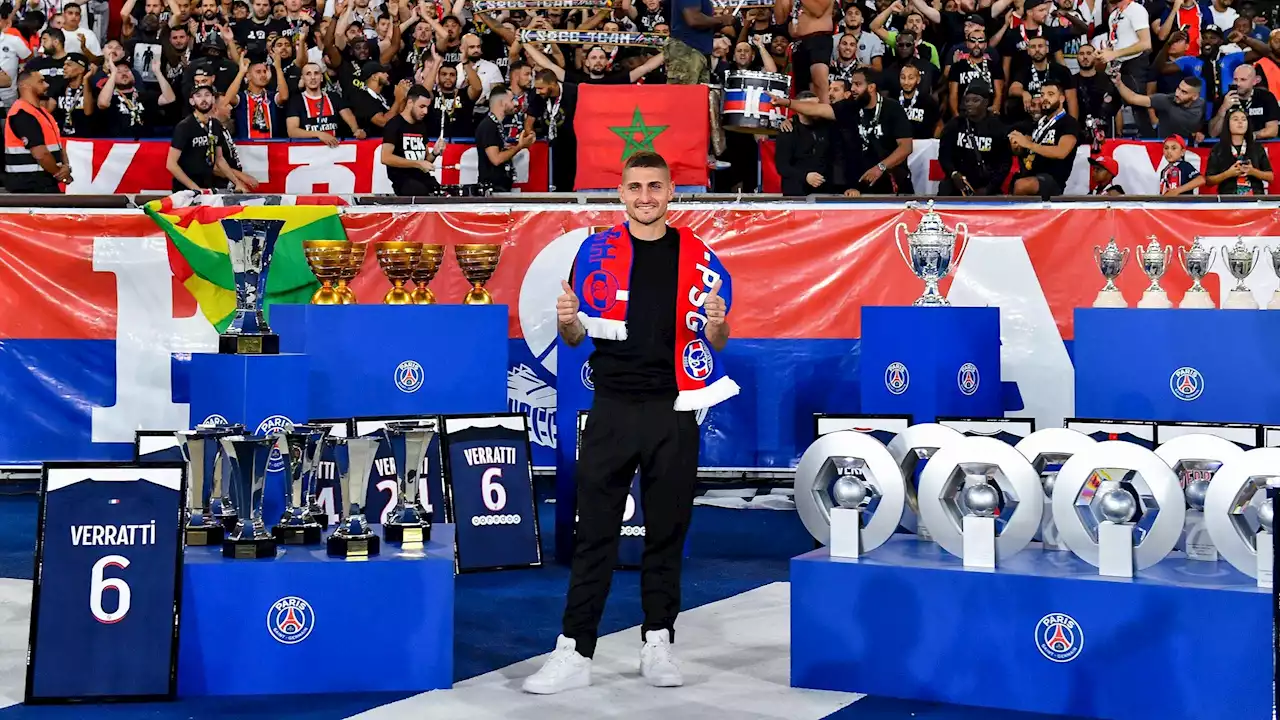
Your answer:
[328,437,382,558]
[380,422,435,544]
[219,434,279,559]
[1135,236,1172,309]
[1221,238,1260,309]
[271,425,329,545]
[894,200,969,307]
[177,427,229,546]
[1092,239,1129,308]
[219,218,285,354]
[1268,246,1280,309]
[1177,237,1216,309]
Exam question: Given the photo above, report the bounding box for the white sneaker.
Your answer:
[639,629,683,687]
[522,635,592,695]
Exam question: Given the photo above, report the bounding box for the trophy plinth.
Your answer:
[1269,291,1280,310]
[894,201,968,307]
[1092,290,1127,307]
[1180,291,1216,309]
[456,244,502,305]
[272,521,324,545]
[1137,290,1172,308]
[338,243,368,304]
[218,334,280,354]
[1224,290,1259,309]
[219,219,285,355]
[383,521,431,544]
[304,240,352,305]
[412,244,445,304]
[376,241,423,305]
[1091,239,1130,308]
[223,535,278,559]
[327,533,381,558]
[185,521,224,546]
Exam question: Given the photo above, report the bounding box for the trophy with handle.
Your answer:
[219,434,279,559]
[1177,238,1216,309]
[1221,238,1260,309]
[271,425,329,545]
[894,200,969,307]
[1135,236,1172,308]
[219,219,285,354]
[380,422,435,544]
[328,437,382,558]
[1266,246,1280,309]
[193,422,244,533]
[1092,239,1129,308]
[177,427,230,546]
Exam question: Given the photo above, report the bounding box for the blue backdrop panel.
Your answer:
[272,304,508,419]
[859,306,1001,421]
[177,525,455,696]
[791,538,1271,720]
[1075,309,1280,424]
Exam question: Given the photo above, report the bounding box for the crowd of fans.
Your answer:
[0,0,1276,194]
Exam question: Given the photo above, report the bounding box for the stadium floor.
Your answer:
[0,490,1089,720]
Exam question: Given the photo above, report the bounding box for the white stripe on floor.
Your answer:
[348,582,861,720]
[0,579,32,709]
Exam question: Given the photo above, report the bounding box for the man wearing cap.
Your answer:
[349,60,409,138]
[52,52,93,137]
[1169,24,1228,112]
[168,83,244,192]
[183,33,238,100]
[1086,155,1125,195]
[938,81,1011,196]
[1109,65,1206,137]
[1159,133,1206,195]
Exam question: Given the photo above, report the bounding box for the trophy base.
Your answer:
[218,333,280,355]
[1223,289,1259,310]
[463,286,494,305]
[384,522,431,545]
[272,523,324,546]
[384,287,414,305]
[185,524,224,546]
[1136,290,1172,309]
[327,533,381,558]
[411,288,437,304]
[221,536,278,559]
[217,514,239,533]
[307,510,331,530]
[1179,290,1216,309]
[311,285,343,305]
[1092,289,1127,308]
[1269,291,1280,310]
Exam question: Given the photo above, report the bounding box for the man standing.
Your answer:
[474,84,534,194]
[168,84,244,192]
[4,70,68,194]
[381,84,443,196]
[523,151,737,695]
[531,68,577,192]
[776,0,834,102]
[1208,63,1280,138]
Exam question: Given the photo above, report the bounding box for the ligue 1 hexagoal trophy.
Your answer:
[1178,237,1217,309]
[894,200,969,307]
[1205,449,1280,588]
[1221,237,1260,310]
[328,436,382,558]
[380,422,435,544]
[219,434,279,559]
[1135,236,1173,309]
[1092,239,1129,308]
[793,430,906,559]
[219,218,285,354]
[271,425,329,545]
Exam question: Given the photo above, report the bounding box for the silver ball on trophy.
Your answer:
[1184,479,1210,511]
[1259,497,1274,534]
[1098,488,1138,524]
[963,482,1000,518]
[1042,471,1058,498]
[833,476,868,509]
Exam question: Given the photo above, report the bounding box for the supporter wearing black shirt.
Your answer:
[286,61,364,143]
[897,64,941,138]
[947,30,1003,115]
[435,15,464,66]
[168,85,243,192]
[183,36,239,99]
[474,83,535,193]
[938,82,1011,196]
[530,69,577,192]
[881,30,937,95]
[996,0,1064,81]
[381,84,443,196]
[1010,79,1080,198]
[774,91,832,196]
[426,65,477,139]
[348,61,408,139]
[633,0,669,32]
[53,54,93,137]
[1074,43,1121,153]
[1007,35,1075,122]
[96,60,176,138]
[27,28,69,98]
[233,0,287,59]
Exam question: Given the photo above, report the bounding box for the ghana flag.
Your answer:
[144,192,347,332]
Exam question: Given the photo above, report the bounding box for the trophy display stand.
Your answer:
[1255,529,1272,589]
[960,516,996,569]
[1182,511,1217,561]
[1091,289,1127,308]
[271,522,324,546]
[383,521,431,545]
[223,534,278,559]
[1223,289,1259,310]
[184,521,224,546]
[327,531,381,558]
[1179,290,1216,309]
[1136,290,1172,309]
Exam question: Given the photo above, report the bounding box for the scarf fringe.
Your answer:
[578,313,628,341]
[674,376,741,412]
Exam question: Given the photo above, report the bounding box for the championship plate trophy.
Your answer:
[328,437,382,558]
[270,425,329,545]
[1135,236,1173,309]
[1221,238,1260,309]
[177,427,231,546]
[1154,433,1245,562]
[1267,246,1280,309]
[894,200,969,307]
[1204,449,1280,588]
[793,430,906,559]
[456,244,502,304]
[218,434,279,559]
[338,242,367,304]
[1015,428,1098,552]
[303,240,352,305]
[411,244,445,304]
[380,422,435,544]
[219,218,285,354]
[375,241,423,305]
[1177,237,1217,309]
[1092,239,1130,308]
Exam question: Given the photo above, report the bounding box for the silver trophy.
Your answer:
[177,427,232,546]
[271,425,329,546]
[1221,238,1260,309]
[1135,236,1172,308]
[328,437,382,558]
[220,218,285,354]
[1266,245,1280,309]
[380,422,435,545]
[1092,239,1129,308]
[219,434,279,559]
[894,200,969,307]
[1177,238,1216,309]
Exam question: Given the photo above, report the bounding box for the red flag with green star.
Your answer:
[573,84,710,190]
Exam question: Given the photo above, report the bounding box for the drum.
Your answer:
[721,70,791,134]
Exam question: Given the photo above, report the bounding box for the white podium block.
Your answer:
[962,515,996,569]
[1040,499,1064,551]
[1098,522,1135,578]
[1223,289,1259,310]
[1182,510,1217,561]
[1257,530,1273,589]
[829,508,862,559]
[1179,291,1216,309]
[1092,290,1127,308]
[1137,290,1172,308]
[1268,290,1280,310]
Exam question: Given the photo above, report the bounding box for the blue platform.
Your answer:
[859,306,1001,421]
[271,304,509,419]
[1075,308,1280,424]
[791,537,1271,720]
[178,524,455,696]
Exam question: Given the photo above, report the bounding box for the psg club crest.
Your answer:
[267,596,315,645]
[1169,367,1204,401]
[201,413,229,426]
[884,362,910,395]
[395,360,425,394]
[682,339,714,381]
[255,415,293,473]
[1035,613,1084,663]
[580,360,594,391]
[957,362,980,396]
[583,269,620,312]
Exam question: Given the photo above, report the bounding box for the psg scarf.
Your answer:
[572,223,740,411]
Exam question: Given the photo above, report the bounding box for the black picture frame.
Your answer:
[812,413,914,440]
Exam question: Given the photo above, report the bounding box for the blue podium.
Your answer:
[271,304,509,419]
[1075,309,1280,424]
[178,524,455,696]
[859,307,1001,421]
[791,538,1270,720]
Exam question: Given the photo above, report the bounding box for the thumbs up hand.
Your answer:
[557,279,579,326]
[705,279,726,328]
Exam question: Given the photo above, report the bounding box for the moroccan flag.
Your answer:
[144,192,347,332]
[573,84,710,190]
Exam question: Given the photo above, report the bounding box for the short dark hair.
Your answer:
[41,27,64,45]
[407,83,430,101]
[622,151,669,175]
[850,67,878,88]
[1040,79,1066,95]
[16,68,38,87]
[534,68,559,84]
[488,83,510,106]
[1181,75,1203,90]
[830,77,850,94]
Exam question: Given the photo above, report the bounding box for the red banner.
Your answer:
[63,138,550,194]
[573,85,711,189]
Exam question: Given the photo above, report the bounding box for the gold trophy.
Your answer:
[456,244,502,304]
[303,240,352,305]
[412,244,445,304]
[338,243,368,304]
[376,241,424,305]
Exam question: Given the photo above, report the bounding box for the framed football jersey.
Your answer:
[133,430,184,464]
[813,414,913,446]
[1065,418,1157,449]
[937,417,1035,445]
[1154,421,1262,451]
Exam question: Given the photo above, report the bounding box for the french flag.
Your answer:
[723,91,773,115]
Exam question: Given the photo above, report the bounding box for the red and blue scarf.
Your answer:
[572,224,739,411]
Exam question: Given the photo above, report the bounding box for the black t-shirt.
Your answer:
[25,55,67,98]
[1012,62,1075,100]
[896,90,940,139]
[949,55,1004,99]
[53,83,89,137]
[588,226,680,401]
[425,90,476,139]
[743,20,786,48]
[382,113,435,188]
[834,95,913,174]
[635,4,669,32]
[566,68,631,85]
[102,87,159,139]
[880,58,937,96]
[397,42,435,83]
[527,82,577,146]
[182,56,239,97]
[233,17,287,58]
[474,113,512,190]
[170,113,227,192]
[8,108,51,153]
[1017,110,1080,188]
[286,91,347,135]
[1241,88,1280,134]
[997,22,1065,79]
[348,86,392,139]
